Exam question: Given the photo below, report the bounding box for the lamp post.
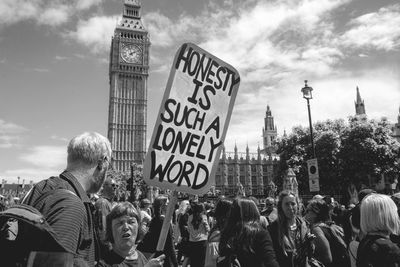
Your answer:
[301,80,316,158]
[17,176,20,196]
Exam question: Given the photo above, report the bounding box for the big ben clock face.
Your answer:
[120,44,142,64]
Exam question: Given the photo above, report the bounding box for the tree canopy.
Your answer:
[276,117,400,196]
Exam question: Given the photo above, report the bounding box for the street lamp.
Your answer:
[17,176,20,195]
[301,80,316,158]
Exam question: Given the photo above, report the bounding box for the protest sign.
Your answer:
[144,43,240,195]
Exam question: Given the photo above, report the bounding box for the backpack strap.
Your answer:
[30,189,77,208]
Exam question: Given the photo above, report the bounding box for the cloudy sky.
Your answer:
[1,0,399,184]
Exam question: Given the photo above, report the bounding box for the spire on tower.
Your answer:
[355,86,366,117]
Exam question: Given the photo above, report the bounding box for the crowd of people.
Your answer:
[1,131,400,267]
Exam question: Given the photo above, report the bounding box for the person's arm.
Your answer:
[166,224,178,267]
[311,226,332,265]
[203,214,210,233]
[255,229,280,267]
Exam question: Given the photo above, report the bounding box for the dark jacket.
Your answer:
[137,216,178,267]
[234,229,280,267]
[357,234,400,267]
[268,217,310,267]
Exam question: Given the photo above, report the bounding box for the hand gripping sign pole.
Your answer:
[155,191,178,253]
[144,43,240,252]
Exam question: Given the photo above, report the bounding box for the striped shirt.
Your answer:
[23,171,99,266]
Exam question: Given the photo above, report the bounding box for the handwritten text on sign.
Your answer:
[144,43,240,195]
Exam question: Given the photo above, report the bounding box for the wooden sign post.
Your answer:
[144,43,240,252]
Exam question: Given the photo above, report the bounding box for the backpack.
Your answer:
[356,235,400,267]
[0,188,77,266]
[0,203,73,267]
[318,223,351,267]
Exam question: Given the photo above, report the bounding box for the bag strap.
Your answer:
[31,189,77,208]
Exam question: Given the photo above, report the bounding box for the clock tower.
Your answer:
[108,0,150,171]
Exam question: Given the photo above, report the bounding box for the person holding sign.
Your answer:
[137,196,178,267]
[98,202,165,267]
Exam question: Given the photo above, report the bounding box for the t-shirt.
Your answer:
[100,250,148,267]
[188,214,210,242]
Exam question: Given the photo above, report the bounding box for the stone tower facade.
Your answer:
[262,105,278,155]
[108,0,150,171]
[355,86,366,117]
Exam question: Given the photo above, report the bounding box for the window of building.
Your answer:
[228,175,233,185]
[216,175,221,185]
[240,176,245,185]
[251,176,257,185]
[263,165,268,172]
[263,176,268,185]
[251,165,256,172]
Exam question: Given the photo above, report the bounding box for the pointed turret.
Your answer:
[355,86,366,116]
[234,142,238,160]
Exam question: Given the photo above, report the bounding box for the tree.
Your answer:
[105,163,150,201]
[339,117,400,189]
[276,117,400,196]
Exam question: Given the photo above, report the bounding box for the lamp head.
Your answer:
[301,80,313,100]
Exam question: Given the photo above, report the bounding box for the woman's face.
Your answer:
[282,195,298,220]
[161,199,169,215]
[112,215,138,250]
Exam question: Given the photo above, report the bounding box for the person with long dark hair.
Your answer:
[137,196,178,267]
[204,198,232,267]
[268,190,311,267]
[219,197,279,267]
[186,202,210,267]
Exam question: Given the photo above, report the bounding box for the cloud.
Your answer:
[33,68,50,72]
[340,4,400,51]
[0,0,39,26]
[76,0,102,10]
[67,15,119,54]
[144,0,352,80]
[37,5,70,26]
[50,135,69,142]
[55,55,69,61]
[0,0,103,27]
[20,145,66,169]
[0,119,27,148]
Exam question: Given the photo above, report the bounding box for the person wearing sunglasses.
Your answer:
[95,177,119,241]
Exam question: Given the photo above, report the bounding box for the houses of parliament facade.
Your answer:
[106,1,400,196]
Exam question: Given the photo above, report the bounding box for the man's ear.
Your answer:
[97,159,103,171]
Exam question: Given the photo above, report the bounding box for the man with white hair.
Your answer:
[23,132,112,266]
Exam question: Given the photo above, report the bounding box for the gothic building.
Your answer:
[214,106,279,196]
[107,0,150,171]
[214,145,279,196]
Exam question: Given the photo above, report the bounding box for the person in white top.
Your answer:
[187,202,210,267]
